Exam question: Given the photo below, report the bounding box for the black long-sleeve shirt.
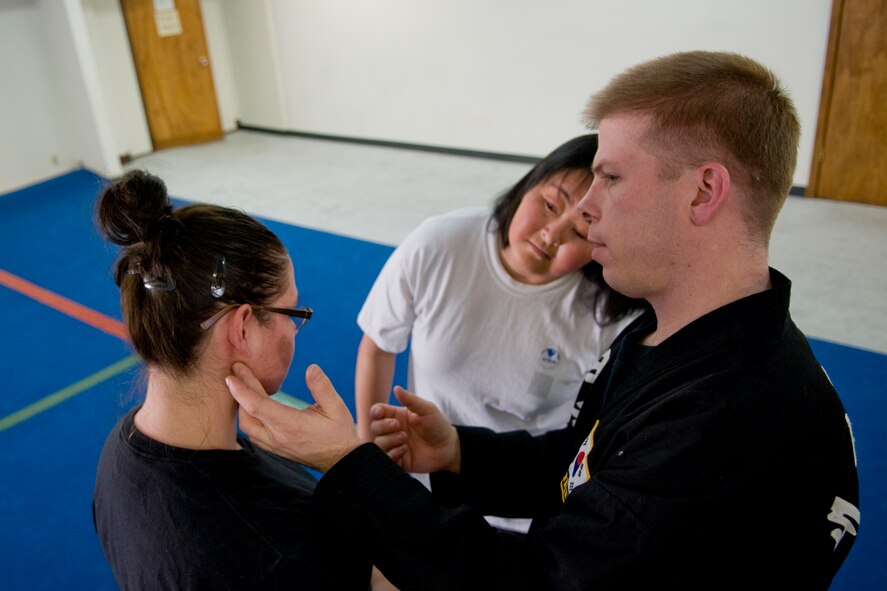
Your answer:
[314,269,859,590]
[93,409,371,590]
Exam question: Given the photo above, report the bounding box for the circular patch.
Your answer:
[539,347,560,369]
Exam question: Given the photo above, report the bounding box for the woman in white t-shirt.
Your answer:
[354,134,647,532]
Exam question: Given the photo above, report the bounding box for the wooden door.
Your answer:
[807,0,887,206]
[121,0,223,150]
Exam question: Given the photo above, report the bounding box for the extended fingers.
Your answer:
[236,407,268,443]
[228,362,301,451]
[369,408,405,450]
[376,432,409,459]
[369,402,401,421]
[226,362,267,416]
[372,427,407,449]
[369,414,402,436]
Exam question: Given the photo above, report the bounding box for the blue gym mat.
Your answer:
[0,169,881,590]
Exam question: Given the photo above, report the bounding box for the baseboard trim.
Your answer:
[235,123,541,164]
[234,125,814,194]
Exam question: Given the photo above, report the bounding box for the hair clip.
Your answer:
[210,255,226,298]
[143,276,176,291]
[124,258,174,291]
[126,259,142,276]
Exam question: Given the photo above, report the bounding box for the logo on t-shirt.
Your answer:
[540,347,560,369]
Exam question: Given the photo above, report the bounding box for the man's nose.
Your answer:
[577,179,600,223]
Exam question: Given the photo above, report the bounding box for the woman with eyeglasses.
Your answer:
[91,169,371,590]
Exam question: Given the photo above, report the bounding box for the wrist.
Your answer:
[444,426,462,473]
[319,438,362,473]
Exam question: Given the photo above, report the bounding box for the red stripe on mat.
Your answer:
[0,267,128,341]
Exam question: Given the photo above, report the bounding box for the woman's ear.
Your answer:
[225,304,254,356]
[689,163,730,226]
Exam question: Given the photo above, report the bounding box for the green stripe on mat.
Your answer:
[271,391,311,410]
[0,354,311,433]
[0,355,141,433]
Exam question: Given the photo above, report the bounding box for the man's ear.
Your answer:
[225,304,254,356]
[689,163,730,226]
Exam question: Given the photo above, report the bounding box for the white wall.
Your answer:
[0,1,67,192]
[202,0,241,132]
[216,0,286,129]
[261,0,832,186]
[0,0,833,192]
[38,0,120,179]
[82,0,152,159]
[0,0,120,192]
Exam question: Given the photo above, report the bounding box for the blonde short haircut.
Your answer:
[584,51,800,242]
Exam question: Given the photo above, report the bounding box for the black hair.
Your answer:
[490,134,648,323]
[96,169,289,374]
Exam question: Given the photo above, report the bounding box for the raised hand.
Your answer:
[369,386,461,474]
[227,362,362,472]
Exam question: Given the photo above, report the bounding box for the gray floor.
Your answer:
[125,130,887,356]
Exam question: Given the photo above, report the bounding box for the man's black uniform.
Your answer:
[314,269,859,590]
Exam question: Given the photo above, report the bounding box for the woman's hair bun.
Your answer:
[97,169,174,246]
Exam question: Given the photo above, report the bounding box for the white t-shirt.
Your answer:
[358,207,637,532]
[359,207,635,435]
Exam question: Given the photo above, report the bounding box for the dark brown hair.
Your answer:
[491,134,647,324]
[96,169,289,375]
[584,51,800,242]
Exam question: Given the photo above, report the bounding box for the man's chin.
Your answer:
[590,245,607,266]
[600,265,633,297]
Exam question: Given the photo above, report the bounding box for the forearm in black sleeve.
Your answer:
[430,425,574,518]
[313,443,549,591]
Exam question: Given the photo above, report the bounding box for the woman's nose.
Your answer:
[542,223,562,248]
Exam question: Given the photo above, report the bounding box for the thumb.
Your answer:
[393,386,437,416]
[305,364,348,413]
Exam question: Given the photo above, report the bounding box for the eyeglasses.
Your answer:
[199,303,313,332]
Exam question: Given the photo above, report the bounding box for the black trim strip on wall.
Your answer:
[236,123,808,195]
[236,123,541,164]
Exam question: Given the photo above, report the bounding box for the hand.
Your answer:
[369,386,461,474]
[226,362,361,472]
